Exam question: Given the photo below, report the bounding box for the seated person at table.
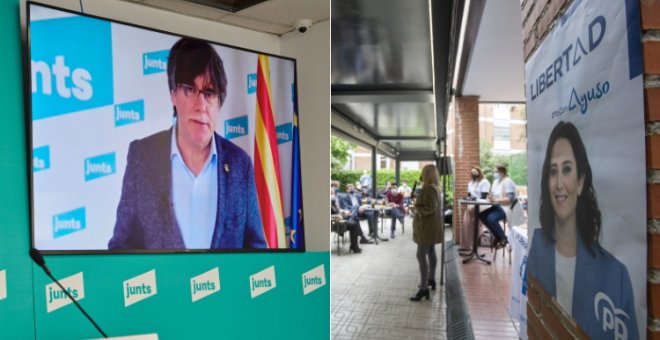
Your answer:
[478,164,516,248]
[331,185,361,253]
[460,167,490,251]
[337,183,375,244]
[386,184,405,238]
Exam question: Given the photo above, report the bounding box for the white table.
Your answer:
[458,199,497,265]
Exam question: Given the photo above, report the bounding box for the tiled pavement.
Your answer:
[331,216,519,339]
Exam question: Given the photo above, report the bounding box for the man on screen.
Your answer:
[108,38,267,250]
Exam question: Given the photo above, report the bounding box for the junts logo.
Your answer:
[33,145,50,172]
[124,269,157,307]
[302,264,325,295]
[250,265,276,298]
[30,15,113,120]
[45,272,84,313]
[247,73,257,94]
[115,100,145,127]
[52,207,86,239]
[276,123,292,145]
[224,115,248,140]
[0,269,6,301]
[142,49,169,75]
[190,267,220,303]
[84,152,116,181]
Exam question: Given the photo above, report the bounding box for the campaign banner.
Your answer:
[509,227,528,340]
[525,0,645,338]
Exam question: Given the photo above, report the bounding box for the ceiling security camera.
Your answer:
[295,19,312,33]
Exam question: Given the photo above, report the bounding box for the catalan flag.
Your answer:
[290,83,304,249]
[254,55,286,248]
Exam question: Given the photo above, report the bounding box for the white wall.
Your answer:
[20,0,280,54]
[280,20,330,252]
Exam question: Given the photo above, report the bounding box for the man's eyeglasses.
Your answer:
[177,83,218,103]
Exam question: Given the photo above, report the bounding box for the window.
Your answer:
[494,126,510,141]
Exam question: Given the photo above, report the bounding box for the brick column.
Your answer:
[643,0,660,338]
[452,95,480,244]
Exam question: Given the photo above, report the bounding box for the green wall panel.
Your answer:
[33,252,329,339]
[0,0,36,338]
[0,1,330,338]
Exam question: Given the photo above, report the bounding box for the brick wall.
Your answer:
[644,0,660,338]
[522,0,660,338]
[452,96,480,242]
[527,275,589,339]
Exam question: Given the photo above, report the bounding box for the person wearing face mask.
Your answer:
[477,164,516,248]
[337,183,375,244]
[331,184,361,253]
[385,184,405,238]
[331,180,340,195]
[460,167,490,251]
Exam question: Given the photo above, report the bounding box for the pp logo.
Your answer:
[247,73,257,94]
[84,152,116,181]
[46,272,84,313]
[250,265,276,298]
[33,145,50,172]
[115,100,145,127]
[143,50,169,75]
[224,115,248,140]
[594,292,629,339]
[276,123,292,145]
[52,207,86,239]
[30,15,113,120]
[124,269,157,307]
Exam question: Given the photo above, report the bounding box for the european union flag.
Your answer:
[290,83,304,249]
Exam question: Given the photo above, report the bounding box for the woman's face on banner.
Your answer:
[548,138,584,225]
[171,71,220,151]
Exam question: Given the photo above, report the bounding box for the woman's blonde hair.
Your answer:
[420,164,440,187]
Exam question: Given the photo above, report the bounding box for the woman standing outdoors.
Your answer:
[410,164,444,301]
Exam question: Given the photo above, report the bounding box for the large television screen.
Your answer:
[27,2,304,253]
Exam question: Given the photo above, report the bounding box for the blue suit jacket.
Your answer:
[337,192,361,217]
[108,129,267,250]
[527,228,638,339]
